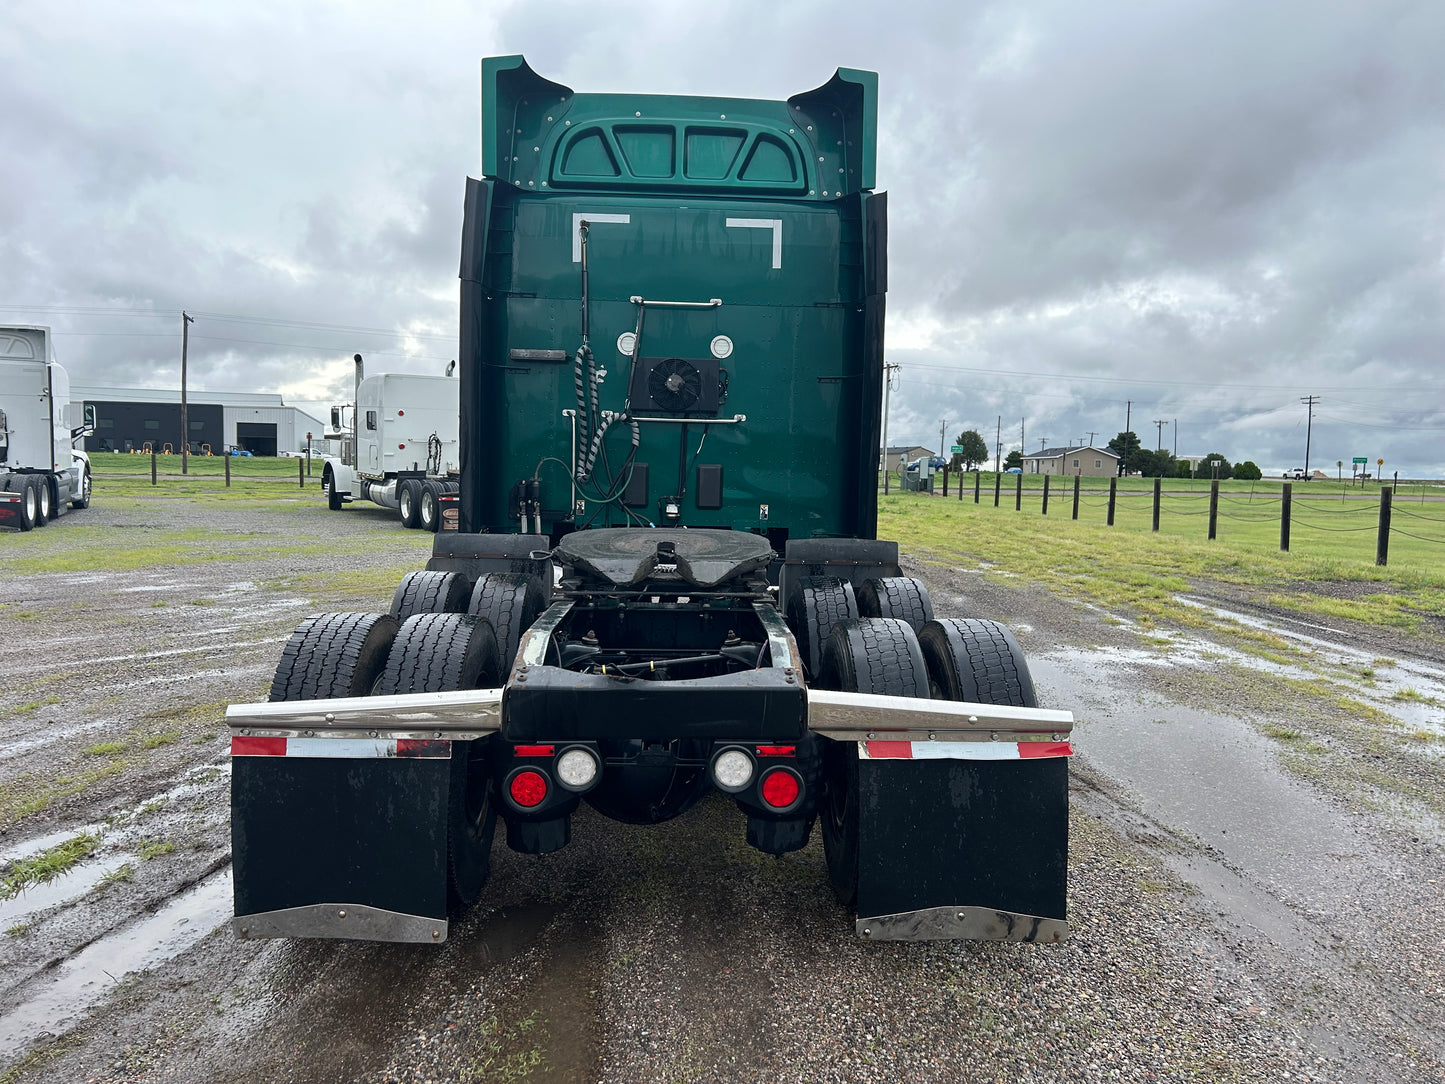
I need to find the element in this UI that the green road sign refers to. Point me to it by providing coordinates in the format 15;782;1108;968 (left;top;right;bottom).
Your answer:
950;445;963;454
1352;457;1367;465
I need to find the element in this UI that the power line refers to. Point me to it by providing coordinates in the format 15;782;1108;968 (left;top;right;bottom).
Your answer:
899;359;1444;394
0;303;455;342
1316;412;1445;431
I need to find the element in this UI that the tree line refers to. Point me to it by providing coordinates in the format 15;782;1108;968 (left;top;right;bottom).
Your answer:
945;429;1262;480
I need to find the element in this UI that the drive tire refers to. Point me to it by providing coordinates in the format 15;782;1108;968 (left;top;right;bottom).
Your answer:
815;617;929;906
267;612;399;702
447;735;498;911
390;570;470;620
467;573;546;672
419;481;441;533
785;577;858;682
857;576;934;631
399;479;421;529
918;618;1037;707
14;479;37;531
817;617;929;698
372;612;503;695
34;478;50;526
369;613;502;913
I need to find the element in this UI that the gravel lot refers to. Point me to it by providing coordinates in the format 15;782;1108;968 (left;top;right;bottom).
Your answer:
0;490;1441;1082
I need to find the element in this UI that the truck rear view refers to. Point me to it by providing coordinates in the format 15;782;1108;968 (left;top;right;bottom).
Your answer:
228;57;1073;945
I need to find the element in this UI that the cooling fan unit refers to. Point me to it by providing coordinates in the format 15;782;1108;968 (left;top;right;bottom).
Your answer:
629;356;721;415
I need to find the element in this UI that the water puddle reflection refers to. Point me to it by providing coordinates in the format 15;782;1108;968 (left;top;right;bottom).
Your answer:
0;869;233;1058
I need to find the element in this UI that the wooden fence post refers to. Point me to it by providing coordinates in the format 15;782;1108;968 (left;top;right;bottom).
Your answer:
151;450;157;486
1015;472;1022;511
942;466;949;497
993;472;1001;508
1280;482;1292;551
298;458;305;488
1072;475;1080;520
1042;474;1050;515
1376;486;1392;566
1107;477;1117;526
225;453;231;488
973;471;980;503
1208;480;1219;540
1152;477;1161;532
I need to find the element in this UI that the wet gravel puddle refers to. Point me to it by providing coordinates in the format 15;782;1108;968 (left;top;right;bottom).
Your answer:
0;871;233;1057
1035;637;1445;1078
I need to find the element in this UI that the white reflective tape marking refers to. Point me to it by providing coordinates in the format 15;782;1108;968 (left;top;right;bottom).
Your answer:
726;218;783;269
911;742;1019;760
573;213;631;261
858;740;1074;761
285;739;396;759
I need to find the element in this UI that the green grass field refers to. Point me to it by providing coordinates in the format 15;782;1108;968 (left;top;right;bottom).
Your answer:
879;484;1445;632
87;450;321;500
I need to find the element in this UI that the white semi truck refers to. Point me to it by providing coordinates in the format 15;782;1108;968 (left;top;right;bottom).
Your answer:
0;326;93;532
320;354;460;531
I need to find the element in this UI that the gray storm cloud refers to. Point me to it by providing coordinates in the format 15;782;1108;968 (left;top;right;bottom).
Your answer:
1;0;1440;474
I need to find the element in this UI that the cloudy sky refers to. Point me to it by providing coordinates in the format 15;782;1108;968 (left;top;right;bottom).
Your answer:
3;0;1442;476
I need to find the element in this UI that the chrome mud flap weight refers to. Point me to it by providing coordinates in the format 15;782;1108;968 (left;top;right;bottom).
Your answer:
233;903;448;944
857;905;1069;943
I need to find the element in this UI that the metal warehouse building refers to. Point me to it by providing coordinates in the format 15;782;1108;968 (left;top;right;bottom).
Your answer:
71;384;327;457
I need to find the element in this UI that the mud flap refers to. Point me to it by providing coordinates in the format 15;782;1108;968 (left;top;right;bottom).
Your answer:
855;753;1068;941
231;752;452;941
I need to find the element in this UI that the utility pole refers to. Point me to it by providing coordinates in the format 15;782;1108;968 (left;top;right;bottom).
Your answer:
1087;431;1095;448
995;415;1002;473
1173;419;1177;458
939;419;947;460
1125;400;1131;439
181;311;194;475
1301;395;1319;477
880;362;899;494
1020;417;1025;462
1039;438;1047;452
1153;419;1165;450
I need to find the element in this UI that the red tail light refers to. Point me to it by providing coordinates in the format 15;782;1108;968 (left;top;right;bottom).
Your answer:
759;768;801;809
508;769;549;807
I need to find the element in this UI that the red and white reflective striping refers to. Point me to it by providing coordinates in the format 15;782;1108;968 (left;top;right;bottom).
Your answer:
861;740;1073;761
230;736;452;759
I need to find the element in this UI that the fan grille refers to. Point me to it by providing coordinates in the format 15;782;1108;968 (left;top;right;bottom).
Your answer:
646;358;702;412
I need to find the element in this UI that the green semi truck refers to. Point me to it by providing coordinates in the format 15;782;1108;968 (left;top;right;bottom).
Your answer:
227;57;1074;944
